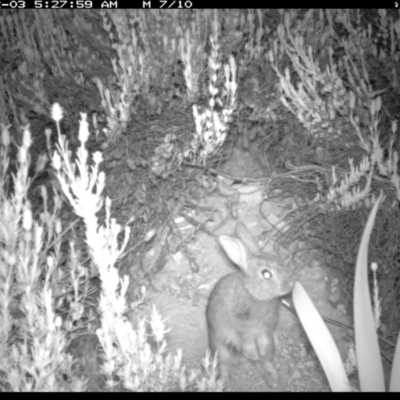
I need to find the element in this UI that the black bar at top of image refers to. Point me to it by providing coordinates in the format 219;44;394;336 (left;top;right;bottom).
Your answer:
5;1;400;10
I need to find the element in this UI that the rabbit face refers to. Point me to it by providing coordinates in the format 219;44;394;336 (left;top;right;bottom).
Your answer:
241;252;293;301
218;232;293;302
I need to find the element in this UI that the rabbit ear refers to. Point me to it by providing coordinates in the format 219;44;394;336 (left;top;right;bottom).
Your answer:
219;235;249;271
234;222;260;255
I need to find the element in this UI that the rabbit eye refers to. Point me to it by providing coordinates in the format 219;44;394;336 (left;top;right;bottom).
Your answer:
261;269;272;280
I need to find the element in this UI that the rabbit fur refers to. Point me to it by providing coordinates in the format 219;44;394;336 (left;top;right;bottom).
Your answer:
206;222;293;389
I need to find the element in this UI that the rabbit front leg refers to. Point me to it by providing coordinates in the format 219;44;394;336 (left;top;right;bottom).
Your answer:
241;339;260;361
254;333;280;388
241;337;280;389
254;357;281;389
241;329;273;360
242;332;279;388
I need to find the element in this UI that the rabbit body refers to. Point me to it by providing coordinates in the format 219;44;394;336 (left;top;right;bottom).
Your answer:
206;222;293;389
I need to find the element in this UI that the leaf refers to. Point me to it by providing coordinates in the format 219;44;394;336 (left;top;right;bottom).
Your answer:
354;192;385;391
292;282;351;392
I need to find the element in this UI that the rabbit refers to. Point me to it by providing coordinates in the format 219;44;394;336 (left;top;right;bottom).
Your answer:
206;222;293;389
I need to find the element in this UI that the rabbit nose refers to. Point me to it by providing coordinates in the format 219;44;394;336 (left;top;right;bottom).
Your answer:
282;279;294;294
